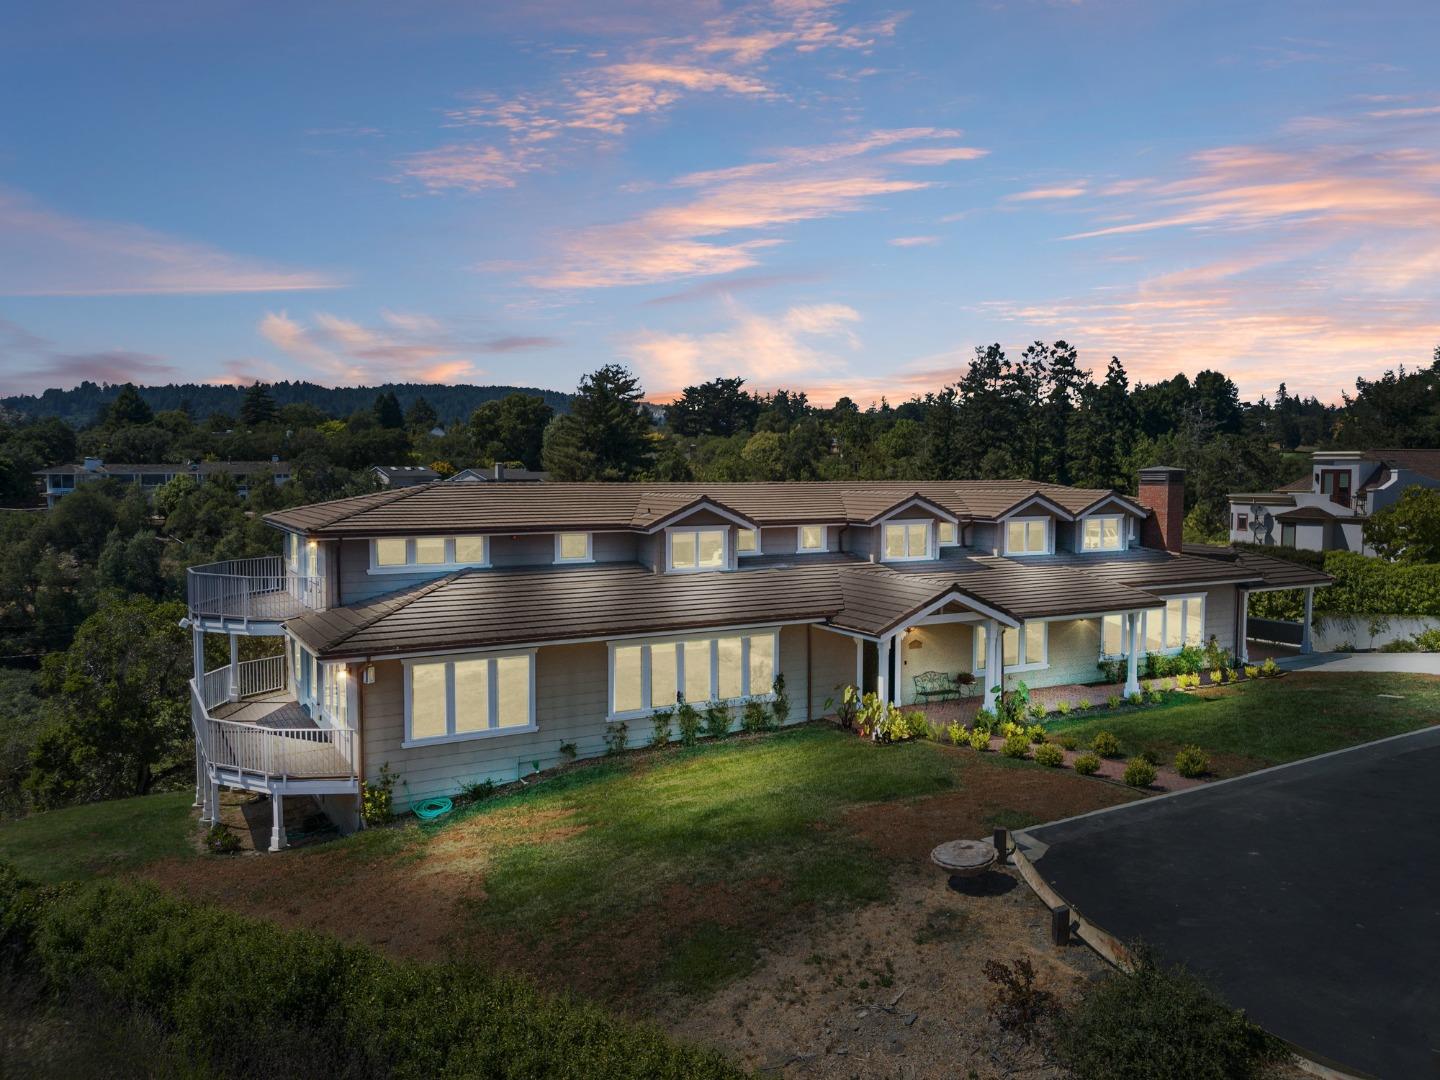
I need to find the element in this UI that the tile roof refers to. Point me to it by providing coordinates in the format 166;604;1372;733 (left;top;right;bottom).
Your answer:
1274;505;1338;521
1364;448;1440;482
1181;544;1332;589
265;479;1147;537
288;547;1253;660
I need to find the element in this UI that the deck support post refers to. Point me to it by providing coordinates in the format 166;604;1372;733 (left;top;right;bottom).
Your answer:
227;633;240;701
1237;590;1250;664
1124;613;1141;697
206;778;219;825
982;619;1003;713
193;744;203;808
269;793;286;852
1300;587;1315;654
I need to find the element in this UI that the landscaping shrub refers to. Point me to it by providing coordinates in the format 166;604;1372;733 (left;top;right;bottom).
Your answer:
1055;948;1288;1080
997;681;1032;729
361;762;395;826
675;701;701;747
1090;731;1121;757
1026;723;1047;745
1096;659;1126;684
1058;732;1078;751
702;703;731;739
460;778;496;802
968;728;991;751
1033;743;1064;767
1106;694;1122;709
1260;658;1278;677
1416;627;1440;652
1054;700;1072;717
204;824;240;855
1073;753;1100;776
1028;702;1047;721
983;956;1060;1045
946;721;965;746
650;706;675;747
741;697;773;734
769;674;791;728
832;685;860;730
1076;698;1092;711
0;869;744;1080
999;720;1025;739
1209;669;1223;685
1126;692;1144;707
1145;689;1163;704
971;708;996;735
870;709;929;745
1137;749;1161;766
1001;733;1030;759
604;720;630;754
1174;745;1210;779
1122;757;1158;787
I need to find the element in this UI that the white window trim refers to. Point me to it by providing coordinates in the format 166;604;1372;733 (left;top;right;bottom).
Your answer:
796;525;828;553
736;527;762;557
1079;514;1126;553
1102;595;1206;659
879;519;935;563
554;531;594;564
937;520;960;547
607;629;780;721
974;622;1049;673
1003;516;1053;556
402;649;538;748
368;536;491;574
665;526;729;573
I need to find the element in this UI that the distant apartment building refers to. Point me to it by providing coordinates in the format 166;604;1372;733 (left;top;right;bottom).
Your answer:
1228;449;1440;554
35;457;291;508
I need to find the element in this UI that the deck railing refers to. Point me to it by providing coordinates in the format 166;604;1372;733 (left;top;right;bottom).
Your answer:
187;555;322;624
190;676;356;783
236;653;287;698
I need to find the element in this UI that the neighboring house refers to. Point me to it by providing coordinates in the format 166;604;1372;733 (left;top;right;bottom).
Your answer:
183;467;1324;850
36;457;291;508
371;465;441;488
448;464;550;483
1228;449;1440;554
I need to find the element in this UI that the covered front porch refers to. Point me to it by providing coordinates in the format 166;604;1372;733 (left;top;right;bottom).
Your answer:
189;653;358;852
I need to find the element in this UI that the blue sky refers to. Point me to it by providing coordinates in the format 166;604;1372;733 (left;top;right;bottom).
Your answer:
2;0;1438;404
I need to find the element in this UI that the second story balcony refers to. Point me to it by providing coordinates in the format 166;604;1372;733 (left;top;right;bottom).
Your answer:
187;555;323;630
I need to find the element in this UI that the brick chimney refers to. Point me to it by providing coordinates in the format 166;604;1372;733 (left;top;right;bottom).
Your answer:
1138;466;1185;552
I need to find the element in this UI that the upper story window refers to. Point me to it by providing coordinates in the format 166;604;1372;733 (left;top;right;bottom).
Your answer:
974;621;1047;672
882;521;932;562
1318;469;1352;507
937;521;959;546
668;527;726;572
736;528;761;556
1004;517;1051;556
797;525;827;553
1080;515;1124;552
555;532;593;563
405;650;536;747
370;535;489;573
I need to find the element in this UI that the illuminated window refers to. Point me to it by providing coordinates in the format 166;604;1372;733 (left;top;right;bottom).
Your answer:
882;521;932;561
668;527;727;571
736;528;760;555
610;631;780;718
555;532;592;563
1004;518;1050;555
405;651;535;745
1081;516;1124;552
974;621;1048;671
798;525;826;552
937;521;958;545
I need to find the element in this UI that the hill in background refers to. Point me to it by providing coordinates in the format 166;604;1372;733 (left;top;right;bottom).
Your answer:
2;380;573;427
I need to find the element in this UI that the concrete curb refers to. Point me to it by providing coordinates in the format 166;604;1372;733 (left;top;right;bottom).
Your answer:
1010;842;1375;1080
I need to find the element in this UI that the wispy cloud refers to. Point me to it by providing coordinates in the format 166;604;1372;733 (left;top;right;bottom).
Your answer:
258;309;560;383
1004;181;1089;201
888;235;938;247
0;315;180;394
643;270;820;305
0;187;342;296
528;128;984;288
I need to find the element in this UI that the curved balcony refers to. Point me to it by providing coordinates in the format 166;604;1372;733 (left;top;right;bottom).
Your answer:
187;555;322;630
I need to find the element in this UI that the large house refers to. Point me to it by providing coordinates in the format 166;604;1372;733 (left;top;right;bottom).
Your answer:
36;457;291;507
1228;449;1440;554
184;467;1325;850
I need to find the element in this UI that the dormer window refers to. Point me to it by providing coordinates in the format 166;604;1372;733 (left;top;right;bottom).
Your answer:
736;528;760;556
937;521;958;546
1005;518;1051;556
668;527;726;572
555;532;593;563
370;536;489;573
1080;515;1124;552
882;521;932;562
797;525;826;553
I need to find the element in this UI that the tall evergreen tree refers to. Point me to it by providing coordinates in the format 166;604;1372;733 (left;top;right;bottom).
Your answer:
405;396;439;431
373;390;404;429
103;384;153;427
541;365;654;481
239;382;278;427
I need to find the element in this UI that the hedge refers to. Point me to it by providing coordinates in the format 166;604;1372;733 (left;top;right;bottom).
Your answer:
1249;550;1440;621
0;863;745;1080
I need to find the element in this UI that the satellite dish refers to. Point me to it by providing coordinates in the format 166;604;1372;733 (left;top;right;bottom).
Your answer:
1249;503;1268;541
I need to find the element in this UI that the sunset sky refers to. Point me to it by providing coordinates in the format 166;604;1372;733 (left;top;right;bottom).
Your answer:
2;0;1438;404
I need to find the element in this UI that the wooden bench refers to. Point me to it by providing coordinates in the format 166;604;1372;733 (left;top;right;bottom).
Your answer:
912;670;969;703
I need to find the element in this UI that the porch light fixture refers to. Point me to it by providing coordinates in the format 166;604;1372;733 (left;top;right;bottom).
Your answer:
362;665;376;685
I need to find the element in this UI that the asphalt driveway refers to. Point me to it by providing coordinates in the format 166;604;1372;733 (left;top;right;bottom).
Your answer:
1017;726;1440;1080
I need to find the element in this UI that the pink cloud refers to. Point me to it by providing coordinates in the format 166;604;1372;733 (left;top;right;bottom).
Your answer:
888;235;938;247
1005;182;1089;201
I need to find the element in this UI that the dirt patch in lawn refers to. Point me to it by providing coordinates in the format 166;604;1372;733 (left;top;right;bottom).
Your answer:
841;755;1139;863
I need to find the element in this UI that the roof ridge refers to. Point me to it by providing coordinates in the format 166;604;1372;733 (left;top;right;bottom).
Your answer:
308;480;443;530
323;568;466;651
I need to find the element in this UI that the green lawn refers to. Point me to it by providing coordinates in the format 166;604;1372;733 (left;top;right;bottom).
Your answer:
1045;671;1440;774
0;789;196;884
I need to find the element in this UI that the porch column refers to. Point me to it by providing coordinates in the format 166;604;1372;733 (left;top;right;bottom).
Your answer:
891;632;905;708
1237;590;1250;664
876;633;894;709
191;626;205;682
227;633;240;701
1301;587;1315;654
1124;613;1141;696
854;637;864;692
269;793;286;852
982;619;1002;713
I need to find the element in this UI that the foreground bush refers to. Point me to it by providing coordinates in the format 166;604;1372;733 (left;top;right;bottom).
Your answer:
1055;950;1288;1079
1174;745;1211;779
0;865;743;1080
1122;757;1158;788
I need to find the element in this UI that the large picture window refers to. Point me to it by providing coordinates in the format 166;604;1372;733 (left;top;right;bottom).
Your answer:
609;630;778;717
1004;518;1051;555
1101;596;1205;659
882;521;932;561
974;621;1047;672
1080;515;1124;552
667;527;727;572
371;536;489;573
404;651;535;746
